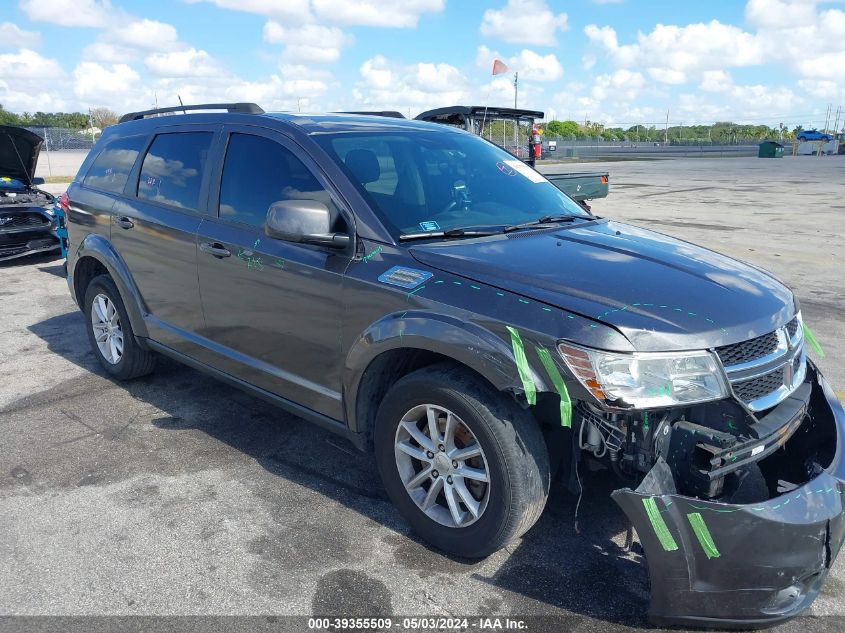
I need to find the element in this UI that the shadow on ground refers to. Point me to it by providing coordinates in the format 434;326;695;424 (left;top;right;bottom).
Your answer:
24;309;652;626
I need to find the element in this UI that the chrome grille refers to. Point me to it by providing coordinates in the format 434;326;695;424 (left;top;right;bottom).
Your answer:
732;368;785;402
716;332;778;366
718;316;805;412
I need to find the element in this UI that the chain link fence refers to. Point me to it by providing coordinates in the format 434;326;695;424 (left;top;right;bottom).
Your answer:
26;127;97;151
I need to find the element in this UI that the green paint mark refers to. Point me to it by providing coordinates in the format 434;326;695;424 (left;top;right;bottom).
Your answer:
273;258;285;269
643;411;650;433
398;311;407;319
470;285;481;290
518;298;530;304
496;292;505;296
542;307;552;312
453;281;462;285
803;323;825;358
506;326;536;406
687;513;720;559
406;285;426;302
434;280;444;284
253;238;261;249
362;245;382;263
535;346;572;428
566;314;575;319
642;497;678;552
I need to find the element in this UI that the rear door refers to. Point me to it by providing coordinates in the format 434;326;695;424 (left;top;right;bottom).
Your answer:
195;126;353;419
109;125;215;354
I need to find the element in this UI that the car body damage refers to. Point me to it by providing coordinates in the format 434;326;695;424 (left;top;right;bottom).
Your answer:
612;362;845;627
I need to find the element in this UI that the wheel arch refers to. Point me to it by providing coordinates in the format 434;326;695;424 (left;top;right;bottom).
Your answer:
344;312;550;450
72;233;149;339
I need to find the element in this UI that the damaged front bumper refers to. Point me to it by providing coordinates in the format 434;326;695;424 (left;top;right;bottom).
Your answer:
612;361;845;628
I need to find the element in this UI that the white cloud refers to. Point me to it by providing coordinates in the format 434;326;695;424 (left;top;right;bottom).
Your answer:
0;23;41;49
188;0;443;27
19;0;112;28
354;55;470;114
476;46;563;81
186;0;312;22
263;21;352;64
110;19;180;51
312;0;444;27
585;20;764;84
700;70;733;92
0;49;64;80
145;48;223;77
591;69;645;102
481;0;568;46
73;62;140;104
745;0;817;29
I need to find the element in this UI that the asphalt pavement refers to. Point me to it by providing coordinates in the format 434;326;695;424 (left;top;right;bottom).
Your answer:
2;155;844;632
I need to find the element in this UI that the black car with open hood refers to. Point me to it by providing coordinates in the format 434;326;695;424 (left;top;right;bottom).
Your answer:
0;125;59;262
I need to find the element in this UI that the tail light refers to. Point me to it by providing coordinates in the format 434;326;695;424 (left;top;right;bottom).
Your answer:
58;192;70;213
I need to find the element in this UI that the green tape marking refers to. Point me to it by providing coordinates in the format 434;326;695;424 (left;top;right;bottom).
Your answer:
803;323;825;358
642;497;678;552
506;326;536;406
535;346;572;428
687;512;721;559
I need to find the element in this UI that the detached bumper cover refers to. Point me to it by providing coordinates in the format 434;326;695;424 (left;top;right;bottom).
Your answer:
613;363;845;627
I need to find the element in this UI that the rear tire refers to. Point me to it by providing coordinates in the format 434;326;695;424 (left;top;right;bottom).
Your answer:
84;274;155;380
374;363;550;558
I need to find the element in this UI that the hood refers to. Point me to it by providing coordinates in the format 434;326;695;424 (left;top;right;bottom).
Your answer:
410;219;796;351
0;126;43;186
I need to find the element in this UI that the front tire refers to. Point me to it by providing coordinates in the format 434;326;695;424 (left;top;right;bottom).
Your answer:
374;364;550;558
84;274;155;380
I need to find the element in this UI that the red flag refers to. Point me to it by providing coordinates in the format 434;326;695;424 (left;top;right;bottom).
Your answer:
491;59;509;75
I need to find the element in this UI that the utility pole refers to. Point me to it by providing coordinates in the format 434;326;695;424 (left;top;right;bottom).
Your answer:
664;109;669;144
513;71;518;109
823;103;831;133
833;106;841;136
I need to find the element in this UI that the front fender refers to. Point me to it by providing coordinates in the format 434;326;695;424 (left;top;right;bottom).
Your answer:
73;233;149;338
343;310;551;432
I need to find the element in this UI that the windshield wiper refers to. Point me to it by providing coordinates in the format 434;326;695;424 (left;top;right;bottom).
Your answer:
399;226;504;241
503;214;594;233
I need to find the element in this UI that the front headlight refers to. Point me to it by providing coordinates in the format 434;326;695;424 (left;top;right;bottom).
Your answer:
558;343;728;409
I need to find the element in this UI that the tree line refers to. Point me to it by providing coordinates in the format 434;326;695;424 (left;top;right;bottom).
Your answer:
0;104;119;130
542;119;826;143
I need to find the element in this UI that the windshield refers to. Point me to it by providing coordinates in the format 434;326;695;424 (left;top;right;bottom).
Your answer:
314;129;588;238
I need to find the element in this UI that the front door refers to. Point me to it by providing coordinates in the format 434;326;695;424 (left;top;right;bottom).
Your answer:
195;127;352;420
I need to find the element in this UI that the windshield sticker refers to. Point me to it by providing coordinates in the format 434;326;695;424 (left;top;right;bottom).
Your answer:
503;160;546;183
496;161;516;176
419;220;440;232
378;266;433;289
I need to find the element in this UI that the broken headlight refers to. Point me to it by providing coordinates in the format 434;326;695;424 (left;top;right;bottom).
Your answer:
558;343;728;409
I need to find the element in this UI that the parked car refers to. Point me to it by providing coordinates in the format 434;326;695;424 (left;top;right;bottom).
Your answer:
64;103;845;628
796;129;832;142
0;126;59;262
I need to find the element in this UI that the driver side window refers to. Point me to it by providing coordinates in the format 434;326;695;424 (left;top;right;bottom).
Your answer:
219;133;341;230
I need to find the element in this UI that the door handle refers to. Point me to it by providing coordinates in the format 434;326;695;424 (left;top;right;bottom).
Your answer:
199;241;231;258
114;216;134;230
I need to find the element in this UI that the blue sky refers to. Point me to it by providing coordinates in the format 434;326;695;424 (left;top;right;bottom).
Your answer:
1;0;843;129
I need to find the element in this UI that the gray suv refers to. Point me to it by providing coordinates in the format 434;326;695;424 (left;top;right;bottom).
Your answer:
64;103;845;627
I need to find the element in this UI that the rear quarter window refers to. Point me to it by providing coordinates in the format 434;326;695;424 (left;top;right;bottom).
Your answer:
82;135;147;194
137;132;213;211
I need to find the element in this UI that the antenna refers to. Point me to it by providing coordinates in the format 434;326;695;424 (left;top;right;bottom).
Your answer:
178;95;186;114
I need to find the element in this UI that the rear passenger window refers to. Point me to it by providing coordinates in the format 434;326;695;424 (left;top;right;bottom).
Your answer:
137;132;212;211
218;133;336;228
83;135;146;194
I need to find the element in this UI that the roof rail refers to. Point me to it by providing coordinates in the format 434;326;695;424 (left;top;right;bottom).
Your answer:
338;111;406;119
118;102;264;124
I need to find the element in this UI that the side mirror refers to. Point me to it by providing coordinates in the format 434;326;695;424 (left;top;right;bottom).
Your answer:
265;200;350;249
